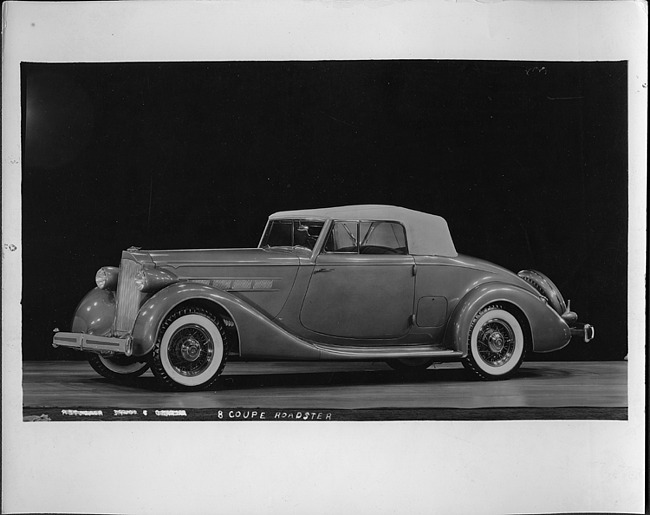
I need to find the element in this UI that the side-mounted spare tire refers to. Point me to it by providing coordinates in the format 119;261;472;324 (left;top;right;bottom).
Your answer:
517;269;567;315
150;306;229;391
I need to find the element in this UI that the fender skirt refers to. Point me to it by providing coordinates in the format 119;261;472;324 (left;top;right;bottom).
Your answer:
130;282;322;360
444;282;572;355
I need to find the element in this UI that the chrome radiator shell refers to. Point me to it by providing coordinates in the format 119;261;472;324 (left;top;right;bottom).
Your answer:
114;257;143;335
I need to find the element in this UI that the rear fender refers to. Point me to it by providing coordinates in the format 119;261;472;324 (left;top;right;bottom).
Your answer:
131;282;321;359
445;282;571;355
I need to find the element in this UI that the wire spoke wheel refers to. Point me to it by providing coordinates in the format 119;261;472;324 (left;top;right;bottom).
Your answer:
151;307;228;390
463;305;526;380
167;324;214;377
476;320;516;367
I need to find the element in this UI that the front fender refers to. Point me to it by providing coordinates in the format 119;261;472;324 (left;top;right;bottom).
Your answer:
444;282;571;355
70;288;116;336
130;282;322;360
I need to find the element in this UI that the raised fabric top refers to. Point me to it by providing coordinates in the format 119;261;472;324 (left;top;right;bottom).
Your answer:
269;205;457;257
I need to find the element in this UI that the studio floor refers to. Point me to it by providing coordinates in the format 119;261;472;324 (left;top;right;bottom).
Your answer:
22;360;627;421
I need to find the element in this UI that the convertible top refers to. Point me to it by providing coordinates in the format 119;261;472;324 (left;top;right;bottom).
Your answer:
269;205;458;257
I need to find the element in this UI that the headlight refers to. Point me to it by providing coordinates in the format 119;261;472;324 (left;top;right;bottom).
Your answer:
95;266;119;290
134;268;177;293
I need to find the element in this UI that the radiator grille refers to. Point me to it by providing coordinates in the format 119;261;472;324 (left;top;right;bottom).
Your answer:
114;258;141;335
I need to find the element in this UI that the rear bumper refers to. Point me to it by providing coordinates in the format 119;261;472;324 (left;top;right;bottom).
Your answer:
570;323;595;343
52;332;133;356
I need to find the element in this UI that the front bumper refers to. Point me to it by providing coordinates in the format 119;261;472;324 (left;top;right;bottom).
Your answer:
52;332;133;356
569;323;595;343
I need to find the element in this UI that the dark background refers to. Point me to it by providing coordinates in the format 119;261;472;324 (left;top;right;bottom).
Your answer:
21;60;627;361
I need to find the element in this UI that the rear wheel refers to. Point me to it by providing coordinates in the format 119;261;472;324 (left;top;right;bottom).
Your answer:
151;306;228;390
387;357;436;372
88;353;149;381
462;305;526;380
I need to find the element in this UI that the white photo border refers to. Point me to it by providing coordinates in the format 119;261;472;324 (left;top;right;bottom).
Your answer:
2;2;647;514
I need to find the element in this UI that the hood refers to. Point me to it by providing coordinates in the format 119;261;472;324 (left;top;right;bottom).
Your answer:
134;247;301;269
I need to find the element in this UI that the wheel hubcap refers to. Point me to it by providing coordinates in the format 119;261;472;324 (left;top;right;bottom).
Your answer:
477;319;516;367
180;337;202;362
487;330;505;352
168;324;214;377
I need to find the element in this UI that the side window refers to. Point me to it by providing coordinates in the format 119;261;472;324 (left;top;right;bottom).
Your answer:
323;221;408;254
293;220;324;250
324;221;359;253
359;221;408;255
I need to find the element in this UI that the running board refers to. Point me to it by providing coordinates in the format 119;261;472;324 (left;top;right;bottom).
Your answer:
311;343;464;361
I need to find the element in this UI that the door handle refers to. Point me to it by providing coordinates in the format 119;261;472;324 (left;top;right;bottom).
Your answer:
314;268;334;274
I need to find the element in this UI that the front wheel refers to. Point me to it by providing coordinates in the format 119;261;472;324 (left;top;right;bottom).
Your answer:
462;305;526;380
150;306;228;390
88;353;149;381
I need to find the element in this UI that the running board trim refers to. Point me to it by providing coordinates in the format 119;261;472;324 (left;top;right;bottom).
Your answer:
311;343;464;360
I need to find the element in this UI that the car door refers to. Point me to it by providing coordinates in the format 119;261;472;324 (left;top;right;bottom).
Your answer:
300;220;415;339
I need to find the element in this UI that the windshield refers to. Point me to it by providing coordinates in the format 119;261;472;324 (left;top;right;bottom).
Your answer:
260;219;325;250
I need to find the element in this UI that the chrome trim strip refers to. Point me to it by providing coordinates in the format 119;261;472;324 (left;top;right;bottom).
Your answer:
85;339;120;347
54;336;77;343
186;277;281;292
166;262;298;268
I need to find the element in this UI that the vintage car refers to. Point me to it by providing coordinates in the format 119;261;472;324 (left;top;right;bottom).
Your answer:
53;205;594;390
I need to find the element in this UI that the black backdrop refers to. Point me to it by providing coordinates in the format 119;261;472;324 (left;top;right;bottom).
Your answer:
20;60;627;361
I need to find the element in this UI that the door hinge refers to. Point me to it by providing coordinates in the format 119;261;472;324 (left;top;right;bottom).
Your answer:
412;264;417;276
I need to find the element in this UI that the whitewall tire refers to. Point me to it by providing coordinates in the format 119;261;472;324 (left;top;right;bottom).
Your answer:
463;305;526;380
151;307;228;390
